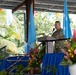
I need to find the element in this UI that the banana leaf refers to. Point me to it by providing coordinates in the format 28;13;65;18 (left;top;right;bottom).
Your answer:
0;26;20;40
0;38;18;53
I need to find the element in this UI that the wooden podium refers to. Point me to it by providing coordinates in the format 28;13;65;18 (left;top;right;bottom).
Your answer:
38;36;56;53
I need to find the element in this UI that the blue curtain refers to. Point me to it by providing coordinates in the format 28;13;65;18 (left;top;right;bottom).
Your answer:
41;53;64;75
56;65;70;75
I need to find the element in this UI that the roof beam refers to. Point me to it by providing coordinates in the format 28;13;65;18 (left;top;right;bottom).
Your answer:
56;0;76;2
12;0;26;13
35;2;76;8
34;8;76;14
0;1;20;5
35;4;76;11
0;5;14;9
35;0;76;6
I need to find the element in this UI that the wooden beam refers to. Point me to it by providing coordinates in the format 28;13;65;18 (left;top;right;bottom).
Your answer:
32;0;34;14
12;0;26;13
25;0;31;42
24;0;34;42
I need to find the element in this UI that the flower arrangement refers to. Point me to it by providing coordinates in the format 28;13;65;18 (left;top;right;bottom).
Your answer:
61;29;76;65
24;44;45;74
29;44;45;68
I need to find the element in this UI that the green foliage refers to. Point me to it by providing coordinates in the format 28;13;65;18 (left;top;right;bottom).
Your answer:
0;37;18;53
0;9;24;54
71;41;76;49
70;15;76;30
36;45;45;60
30;45;45;68
9;64;24;75
13;10;24;26
24;45;45;72
0;71;6;75
60;59;72;66
34;12;54;36
43;65;56;75
0;26;19;39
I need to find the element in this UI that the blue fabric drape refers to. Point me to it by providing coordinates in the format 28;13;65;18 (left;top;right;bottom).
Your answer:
0;60;6;71
0;56;29;71
41;53;64;75
56;65;70;75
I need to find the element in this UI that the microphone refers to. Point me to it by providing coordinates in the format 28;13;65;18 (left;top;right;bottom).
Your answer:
52;28;56;35
53;28;55;32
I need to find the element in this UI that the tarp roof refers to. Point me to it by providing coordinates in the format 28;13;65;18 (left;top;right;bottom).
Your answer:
0;0;76;14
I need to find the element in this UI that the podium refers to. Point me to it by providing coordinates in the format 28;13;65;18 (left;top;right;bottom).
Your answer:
38;36;56;53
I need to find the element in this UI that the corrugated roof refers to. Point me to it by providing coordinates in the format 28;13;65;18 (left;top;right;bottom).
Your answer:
35;0;76;14
0;0;76;14
0;0;25;9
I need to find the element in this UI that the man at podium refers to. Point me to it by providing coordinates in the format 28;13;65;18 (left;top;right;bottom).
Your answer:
52;21;64;53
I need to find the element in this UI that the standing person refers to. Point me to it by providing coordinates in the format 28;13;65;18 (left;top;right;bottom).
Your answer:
52;21;64;53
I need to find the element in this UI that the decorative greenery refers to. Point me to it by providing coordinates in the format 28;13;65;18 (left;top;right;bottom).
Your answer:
34;12;54;37
61;29;76;65
25;44;45;72
8;44;45;74
0;71;7;75
43;65;56;75
29;45;45;68
0;9;24;54
8;64;24;75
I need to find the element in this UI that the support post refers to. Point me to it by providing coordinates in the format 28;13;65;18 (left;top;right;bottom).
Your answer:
24;0;34;42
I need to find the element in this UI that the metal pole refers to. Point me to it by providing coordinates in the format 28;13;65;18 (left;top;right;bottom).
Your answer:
24;12;26;42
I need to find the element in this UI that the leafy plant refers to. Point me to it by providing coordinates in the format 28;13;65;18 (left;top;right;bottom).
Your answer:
0;9;24;54
24;44;45;74
0;71;7;75
43;65;56;75
61;29;76;65
29;45;45;68
8;64;24;75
